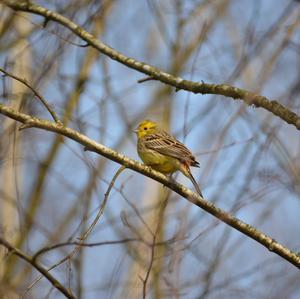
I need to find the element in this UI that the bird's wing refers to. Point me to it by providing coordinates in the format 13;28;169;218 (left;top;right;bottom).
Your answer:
144;130;199;166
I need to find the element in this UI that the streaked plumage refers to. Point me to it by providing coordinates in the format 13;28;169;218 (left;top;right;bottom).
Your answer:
134;120;203;197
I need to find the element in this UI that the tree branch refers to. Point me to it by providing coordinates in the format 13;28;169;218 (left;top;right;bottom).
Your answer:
0;236;76;299
3;0;300;131
0;67;60;123
0;102;299;269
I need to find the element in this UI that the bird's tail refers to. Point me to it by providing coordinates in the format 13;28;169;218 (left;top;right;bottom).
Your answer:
187;168;203;198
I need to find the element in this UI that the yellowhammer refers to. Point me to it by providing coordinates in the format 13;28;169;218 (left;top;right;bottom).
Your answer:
134;120;203;197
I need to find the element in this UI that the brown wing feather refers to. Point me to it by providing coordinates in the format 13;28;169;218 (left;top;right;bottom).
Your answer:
143;130;199;167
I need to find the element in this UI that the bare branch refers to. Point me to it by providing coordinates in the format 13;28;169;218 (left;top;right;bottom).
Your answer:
78;165;126;241
0;67;60;123
25;166;126;294
0;102;299;269
0;236;76;299
3;0;300;130
142;196;169;299
33;238;141;260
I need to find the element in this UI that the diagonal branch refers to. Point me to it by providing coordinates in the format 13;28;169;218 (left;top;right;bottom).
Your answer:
0;67;60;123
0;236;76;299
3;0;300;131
0;102;299;270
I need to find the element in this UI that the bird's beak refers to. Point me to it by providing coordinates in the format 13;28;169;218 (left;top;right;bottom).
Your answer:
132;128;138;134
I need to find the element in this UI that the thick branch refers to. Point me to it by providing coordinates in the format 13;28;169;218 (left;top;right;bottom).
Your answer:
3;0;300;131
0;103;299;269
0;236;76;299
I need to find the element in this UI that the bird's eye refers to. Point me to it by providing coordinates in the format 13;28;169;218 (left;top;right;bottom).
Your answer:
144;127;147;130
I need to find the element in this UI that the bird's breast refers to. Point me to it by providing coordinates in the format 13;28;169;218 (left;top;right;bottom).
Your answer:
137;141;180;174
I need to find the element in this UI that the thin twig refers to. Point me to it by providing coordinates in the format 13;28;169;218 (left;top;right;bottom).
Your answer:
142;195;169;298
137;77;155;83
24;165;126;295
0;67;60;123
33;238;141;260
79;165;126;240
120;191;154;237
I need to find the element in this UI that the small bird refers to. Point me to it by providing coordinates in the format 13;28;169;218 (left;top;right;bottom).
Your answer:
134;120;203;197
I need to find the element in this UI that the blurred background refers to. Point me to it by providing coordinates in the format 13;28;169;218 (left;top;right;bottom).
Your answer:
1;0;300;298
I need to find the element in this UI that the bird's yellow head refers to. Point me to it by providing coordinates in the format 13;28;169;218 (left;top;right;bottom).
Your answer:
134;120;158;138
